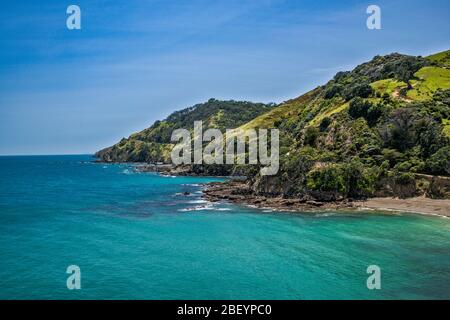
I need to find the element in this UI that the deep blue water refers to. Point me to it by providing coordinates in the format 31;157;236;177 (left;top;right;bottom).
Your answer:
0;155;449;299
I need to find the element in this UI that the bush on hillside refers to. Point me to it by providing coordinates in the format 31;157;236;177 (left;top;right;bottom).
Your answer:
304;127;320;147
307;165;347;194
426;146;450;176
324;85;342;99
349;97;372;119
343;83;374;101
319;117;331;132
306;159;378;198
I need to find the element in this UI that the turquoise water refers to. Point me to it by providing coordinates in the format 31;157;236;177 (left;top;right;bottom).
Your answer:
0;155;449;300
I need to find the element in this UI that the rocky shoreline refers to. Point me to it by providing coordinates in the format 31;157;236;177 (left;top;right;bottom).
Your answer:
95;161;450;217
202;180;357;212
202;180;450;217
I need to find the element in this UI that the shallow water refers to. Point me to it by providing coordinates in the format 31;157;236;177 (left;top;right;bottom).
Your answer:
0;155;449;299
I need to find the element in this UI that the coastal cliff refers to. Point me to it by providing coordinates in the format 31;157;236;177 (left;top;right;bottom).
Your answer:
97;50;450;202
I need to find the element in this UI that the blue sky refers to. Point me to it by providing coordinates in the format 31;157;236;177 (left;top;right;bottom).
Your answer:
0;0;449;155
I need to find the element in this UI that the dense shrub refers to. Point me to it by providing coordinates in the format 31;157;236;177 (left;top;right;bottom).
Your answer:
342;159;378;198
304;127;320;147
415;117;447;158
381;108;417;151
426;146;450;176
349;97;372;119
343;83;374;101
351;53;429;83
278;150;315;196
395;172;415;185
348;98;384;127
319;117;331;132
379;106;447;157
306;159;378;198
307;165;347;194
333;71;351;82
394;158;426;173
382;149;404;166
324;85;342;99
366;103;384;126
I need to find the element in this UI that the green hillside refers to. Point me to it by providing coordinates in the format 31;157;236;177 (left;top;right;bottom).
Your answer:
95;99;275;162
97;49;450;199
241;51;450;199
426;49;450;67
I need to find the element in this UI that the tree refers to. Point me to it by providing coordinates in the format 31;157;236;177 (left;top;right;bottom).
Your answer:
324;85;342;99
319;117;331;132
342;159;377;198
385;108;417;151
366;103;384;126
426;147;450;176
415;116;446;158
349;97;372;119
343;83;374;101
304;127;320;147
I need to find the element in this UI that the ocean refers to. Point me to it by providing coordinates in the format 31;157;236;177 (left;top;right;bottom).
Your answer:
0;155;449;299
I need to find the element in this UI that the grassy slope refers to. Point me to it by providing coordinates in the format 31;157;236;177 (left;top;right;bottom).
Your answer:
239;50;450;138
240;87;321;130
98;50;450;169
426;49;450;67
371;79;407;95
407;67;450;100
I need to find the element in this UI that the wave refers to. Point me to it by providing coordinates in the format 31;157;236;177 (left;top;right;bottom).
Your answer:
178;204;232;212
188;199;209;204
182;183;202;187
178;205;213;212
314;212;338;217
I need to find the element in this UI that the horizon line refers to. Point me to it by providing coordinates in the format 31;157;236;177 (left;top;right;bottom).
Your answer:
0;153;95;157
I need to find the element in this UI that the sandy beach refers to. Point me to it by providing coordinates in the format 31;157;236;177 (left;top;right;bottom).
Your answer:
203;181;450;218
355;197;450;217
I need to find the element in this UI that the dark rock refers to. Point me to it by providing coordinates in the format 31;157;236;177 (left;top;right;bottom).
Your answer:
306;200;324;207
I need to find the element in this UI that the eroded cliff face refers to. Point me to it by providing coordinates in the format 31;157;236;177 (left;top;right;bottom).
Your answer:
249;171;450;201
374;174;450;199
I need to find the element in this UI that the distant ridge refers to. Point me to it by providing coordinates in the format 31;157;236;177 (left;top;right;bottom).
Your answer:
96;99;275;163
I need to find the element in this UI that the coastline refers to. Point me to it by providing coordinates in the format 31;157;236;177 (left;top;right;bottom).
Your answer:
96;161;450;218
3;155;450;299
202;180;450;218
